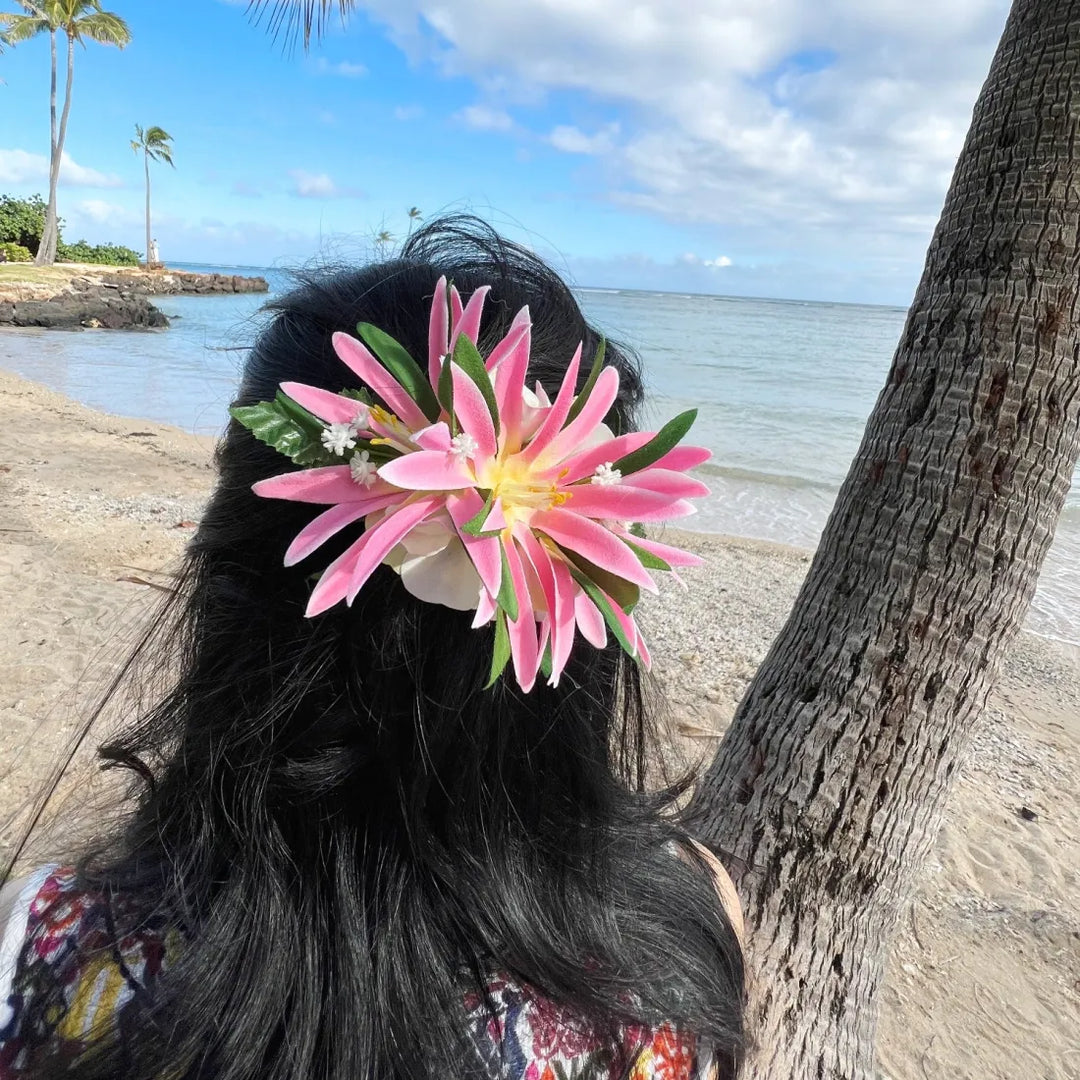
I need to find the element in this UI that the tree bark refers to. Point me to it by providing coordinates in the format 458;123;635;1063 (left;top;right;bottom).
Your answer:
34;29;60;266
690;2;1080;1077
145;151;152;266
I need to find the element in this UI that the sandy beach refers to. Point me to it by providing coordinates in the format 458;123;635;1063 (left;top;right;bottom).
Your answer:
0;368;1076;1078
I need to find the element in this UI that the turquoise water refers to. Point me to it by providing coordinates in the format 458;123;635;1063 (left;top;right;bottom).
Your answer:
1;263;1077;644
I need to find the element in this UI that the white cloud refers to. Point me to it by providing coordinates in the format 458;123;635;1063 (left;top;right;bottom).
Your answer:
288;169;364;199
315;58;367;77
705;255;733;268
457;104;514;131
353;0;1011;279
0;148;123;188
74;199;134;225
547;123;619;155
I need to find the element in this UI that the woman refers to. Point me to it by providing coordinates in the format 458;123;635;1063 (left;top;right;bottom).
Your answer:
0;218;745;1079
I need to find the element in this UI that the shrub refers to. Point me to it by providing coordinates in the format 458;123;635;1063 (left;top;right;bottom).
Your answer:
0;241;33;262
0;194;50;255
56;239;142;266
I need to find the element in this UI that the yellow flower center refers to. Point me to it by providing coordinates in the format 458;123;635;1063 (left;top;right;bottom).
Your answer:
476;456;569;525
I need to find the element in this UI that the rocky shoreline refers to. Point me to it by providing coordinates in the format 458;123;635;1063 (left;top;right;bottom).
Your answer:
0;266;269;331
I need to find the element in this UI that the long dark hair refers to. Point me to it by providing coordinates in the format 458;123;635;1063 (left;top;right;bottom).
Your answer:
13;218;744;1079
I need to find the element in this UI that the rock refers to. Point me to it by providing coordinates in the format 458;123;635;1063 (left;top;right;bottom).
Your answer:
3;293;168;330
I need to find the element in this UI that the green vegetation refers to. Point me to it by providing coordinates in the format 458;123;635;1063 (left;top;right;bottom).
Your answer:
0;193;49;254
0;1;131;265
0;193;140;265
0;241;33;262
56;239;140;265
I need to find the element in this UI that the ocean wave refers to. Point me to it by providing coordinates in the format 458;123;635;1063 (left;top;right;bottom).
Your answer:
695;462;838;493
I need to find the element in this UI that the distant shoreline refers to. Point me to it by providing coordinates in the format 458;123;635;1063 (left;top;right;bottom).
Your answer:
0;263;269;331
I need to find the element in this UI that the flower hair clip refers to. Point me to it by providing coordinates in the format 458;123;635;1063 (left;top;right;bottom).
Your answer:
230;279;710;691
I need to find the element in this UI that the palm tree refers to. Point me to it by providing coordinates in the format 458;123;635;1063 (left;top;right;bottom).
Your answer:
131;124;174;267
243;0;356;48
0;1;130;265
373;228;393;258
406;206;422;237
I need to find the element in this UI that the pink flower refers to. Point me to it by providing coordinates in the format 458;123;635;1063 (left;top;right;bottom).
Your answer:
244;278;710;692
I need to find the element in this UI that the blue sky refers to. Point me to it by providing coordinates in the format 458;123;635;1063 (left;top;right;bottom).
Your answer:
1;0;1010;304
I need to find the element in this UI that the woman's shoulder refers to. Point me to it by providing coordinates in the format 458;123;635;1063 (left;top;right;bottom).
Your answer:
0;866;171;1072
465;974;702;1080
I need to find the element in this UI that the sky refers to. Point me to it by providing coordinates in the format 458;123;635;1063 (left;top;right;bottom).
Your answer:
0;0;1011;305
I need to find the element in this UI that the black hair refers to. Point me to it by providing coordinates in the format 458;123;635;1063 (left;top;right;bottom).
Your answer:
10;217;744;1079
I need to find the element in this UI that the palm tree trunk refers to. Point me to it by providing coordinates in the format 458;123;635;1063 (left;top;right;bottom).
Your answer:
689;2;1080;1077
145;151;152;266
34;30;60;266
37;31;76;265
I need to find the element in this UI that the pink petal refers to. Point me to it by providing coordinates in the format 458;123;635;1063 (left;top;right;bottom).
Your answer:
530;367;620;470
612;530;704;568
449;285;464;332
481;497;507;533
452;365;497;459
520;343;582;464
484;310;531;372
413;421;453;452
452;285;490;347
428;276;450;387
493;323;532;451
377;450;474;491
446;491;503;596
634;622;652;670
502;537;541;692
305;531;369;616
555;432;651;484
531;509;658;593
280;382;367;426
342;495;443;605
617;468;709;499
651;444;712;473
285;499;393;566
254;466;395;504
472;587;497;628
332;332;429;431
562;485;696;522
599;586;640;659
548;556;577;684
515;525;557;619
574;590;607;649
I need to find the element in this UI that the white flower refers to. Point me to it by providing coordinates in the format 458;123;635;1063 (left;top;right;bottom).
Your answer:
322;422;359;457
349;449;377;487
352;402;371;429
450;432;479;459
591;462;622;486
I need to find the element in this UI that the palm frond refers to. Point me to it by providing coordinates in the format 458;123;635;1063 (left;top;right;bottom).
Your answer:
0;14;52;41
243;0;357;50
69;9;130;47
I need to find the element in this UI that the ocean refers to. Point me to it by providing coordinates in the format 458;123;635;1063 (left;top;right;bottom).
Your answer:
2;262;1077;645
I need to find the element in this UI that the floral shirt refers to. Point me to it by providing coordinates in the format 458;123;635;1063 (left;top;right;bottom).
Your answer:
0;870;703;1080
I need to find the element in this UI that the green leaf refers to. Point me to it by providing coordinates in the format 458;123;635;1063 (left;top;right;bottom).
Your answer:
610;409;697;478
485;609;512;688
452;334;500;437
557;544;640;614
461;491;494;537
497;544;519;622
566;566;636;657
564;337;606;426
623;539;671;572
356;322;441;421
539;641;553;681
341;387;373;405
230;397;334;467
628;521;647;539
438;351;456;435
